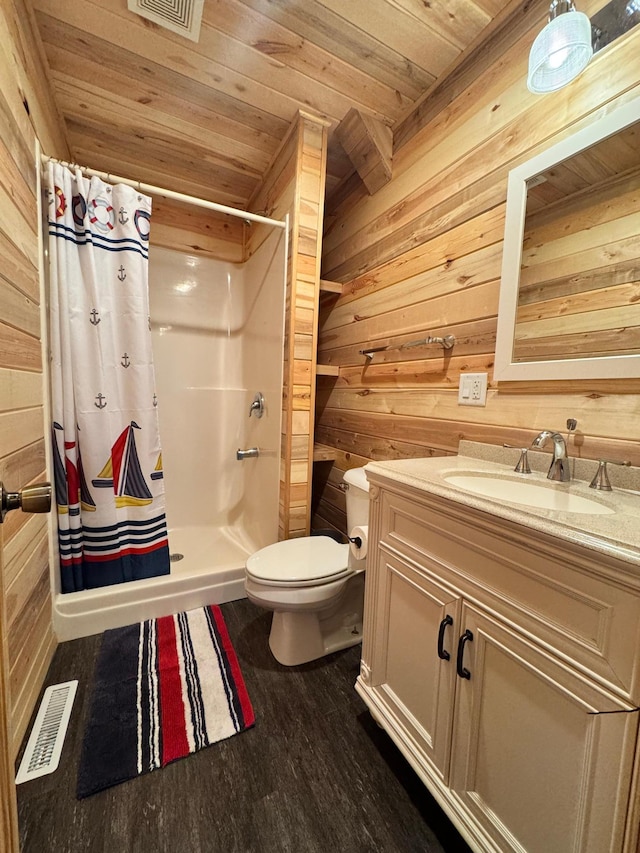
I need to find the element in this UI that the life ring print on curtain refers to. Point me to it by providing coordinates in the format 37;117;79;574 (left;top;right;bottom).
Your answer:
89;197;115;233
134;209;151;241
72;194;87;226
54;186;66;218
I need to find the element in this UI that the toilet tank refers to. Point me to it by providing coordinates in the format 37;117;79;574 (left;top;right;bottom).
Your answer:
343;466;370;530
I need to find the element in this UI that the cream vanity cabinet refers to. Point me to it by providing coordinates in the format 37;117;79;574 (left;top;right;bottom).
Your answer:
356;471;640;853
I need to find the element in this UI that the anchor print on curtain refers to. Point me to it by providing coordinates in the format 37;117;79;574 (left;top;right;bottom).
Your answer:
47;161;170;592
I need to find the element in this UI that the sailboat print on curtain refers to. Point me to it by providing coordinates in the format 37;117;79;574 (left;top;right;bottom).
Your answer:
52;422;97;515
47;161;170;593
92;422;153;507
52;421;68;514
150;453;163;481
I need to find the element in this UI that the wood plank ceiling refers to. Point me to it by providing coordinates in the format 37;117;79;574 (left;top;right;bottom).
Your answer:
31;0;506;211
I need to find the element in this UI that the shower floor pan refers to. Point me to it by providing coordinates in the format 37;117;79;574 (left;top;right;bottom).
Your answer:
53;525;254;641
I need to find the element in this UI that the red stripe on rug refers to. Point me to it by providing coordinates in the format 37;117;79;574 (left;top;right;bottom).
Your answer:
210;605;255;727
77;605;254;798
156;614;190;765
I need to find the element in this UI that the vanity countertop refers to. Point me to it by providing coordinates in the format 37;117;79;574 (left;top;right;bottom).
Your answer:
365;445;640;569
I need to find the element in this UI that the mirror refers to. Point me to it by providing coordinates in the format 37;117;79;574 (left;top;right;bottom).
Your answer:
494;96;640;381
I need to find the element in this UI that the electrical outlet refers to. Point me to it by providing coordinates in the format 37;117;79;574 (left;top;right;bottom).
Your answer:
458;372;488;406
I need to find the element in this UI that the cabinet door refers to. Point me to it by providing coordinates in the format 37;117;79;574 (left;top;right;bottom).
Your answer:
450;603;639;853
368;551;461;782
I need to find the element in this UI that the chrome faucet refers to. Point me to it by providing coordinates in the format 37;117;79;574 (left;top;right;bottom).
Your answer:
531;430;570;482
236;447;259;460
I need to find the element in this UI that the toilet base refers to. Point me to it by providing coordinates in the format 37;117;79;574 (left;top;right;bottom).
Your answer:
267;573;365;666
269;609;362;666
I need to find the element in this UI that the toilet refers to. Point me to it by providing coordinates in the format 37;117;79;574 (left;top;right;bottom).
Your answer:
244;466;370;666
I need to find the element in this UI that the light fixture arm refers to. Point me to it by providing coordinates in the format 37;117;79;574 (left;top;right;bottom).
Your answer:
549;0;575;20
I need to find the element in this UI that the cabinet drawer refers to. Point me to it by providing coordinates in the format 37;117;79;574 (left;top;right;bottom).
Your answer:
376;486;640;701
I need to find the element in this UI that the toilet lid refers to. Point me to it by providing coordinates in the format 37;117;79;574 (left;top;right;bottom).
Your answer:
246;536;350;585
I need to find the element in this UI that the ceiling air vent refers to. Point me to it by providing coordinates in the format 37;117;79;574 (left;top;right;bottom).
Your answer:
526;174;548;188
127;0;205;42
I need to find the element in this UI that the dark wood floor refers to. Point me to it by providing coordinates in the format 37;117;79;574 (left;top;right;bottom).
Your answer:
16;598;473;853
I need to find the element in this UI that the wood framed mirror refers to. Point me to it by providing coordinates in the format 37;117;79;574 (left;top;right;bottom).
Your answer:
494;96;640;381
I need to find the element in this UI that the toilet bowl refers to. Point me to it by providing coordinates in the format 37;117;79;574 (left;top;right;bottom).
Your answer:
244;466;370;666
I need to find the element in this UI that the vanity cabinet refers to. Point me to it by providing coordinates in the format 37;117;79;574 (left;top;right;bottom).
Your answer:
357;473;640;853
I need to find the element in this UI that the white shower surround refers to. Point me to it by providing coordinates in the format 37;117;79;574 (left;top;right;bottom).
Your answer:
52;233;286;640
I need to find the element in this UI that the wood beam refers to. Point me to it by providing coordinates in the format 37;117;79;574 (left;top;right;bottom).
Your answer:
336;108;393;195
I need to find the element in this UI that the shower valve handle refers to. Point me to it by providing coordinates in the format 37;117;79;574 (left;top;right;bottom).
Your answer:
249;392;265;418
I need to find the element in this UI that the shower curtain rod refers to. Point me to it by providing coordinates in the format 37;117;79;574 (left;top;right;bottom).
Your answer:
41;154;287;229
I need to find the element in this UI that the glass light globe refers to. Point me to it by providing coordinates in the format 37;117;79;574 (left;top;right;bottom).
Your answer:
527;10;593;94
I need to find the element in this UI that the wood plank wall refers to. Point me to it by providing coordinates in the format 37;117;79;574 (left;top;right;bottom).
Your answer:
150;197;244;263
0;0;69;845
0;0;68;750
314;2;640;535
248;111;329;539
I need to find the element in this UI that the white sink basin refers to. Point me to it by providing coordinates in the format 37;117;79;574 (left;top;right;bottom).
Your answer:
443;474;615;515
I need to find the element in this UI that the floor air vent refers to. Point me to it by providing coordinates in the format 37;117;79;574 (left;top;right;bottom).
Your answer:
16;680;78;784
127;0;205;42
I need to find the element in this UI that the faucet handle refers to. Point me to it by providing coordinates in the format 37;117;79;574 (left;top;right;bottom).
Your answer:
503;444;532;474
589;459;631;491
249;391;265;418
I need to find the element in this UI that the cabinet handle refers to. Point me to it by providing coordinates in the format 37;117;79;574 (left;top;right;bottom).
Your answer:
456;629;473;679
437;615;453;660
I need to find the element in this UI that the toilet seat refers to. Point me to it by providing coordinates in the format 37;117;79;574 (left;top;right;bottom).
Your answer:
246;536;350;587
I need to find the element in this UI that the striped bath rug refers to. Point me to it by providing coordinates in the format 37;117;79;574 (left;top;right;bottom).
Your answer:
77;604;254;798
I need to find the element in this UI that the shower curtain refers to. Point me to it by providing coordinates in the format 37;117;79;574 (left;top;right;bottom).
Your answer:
47;162;170;592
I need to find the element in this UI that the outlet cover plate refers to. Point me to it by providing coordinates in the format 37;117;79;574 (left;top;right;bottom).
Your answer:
458;373;488;406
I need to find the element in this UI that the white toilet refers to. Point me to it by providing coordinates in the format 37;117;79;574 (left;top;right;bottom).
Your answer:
244;466;370;666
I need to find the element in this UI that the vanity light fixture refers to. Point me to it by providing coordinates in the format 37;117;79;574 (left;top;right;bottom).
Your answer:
527;0;593;94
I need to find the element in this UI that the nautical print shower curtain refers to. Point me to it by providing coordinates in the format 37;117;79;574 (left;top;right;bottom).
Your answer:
47;161;170;592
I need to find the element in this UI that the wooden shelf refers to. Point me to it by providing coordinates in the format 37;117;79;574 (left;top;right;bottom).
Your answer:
319;279;344;308
315;363;339;377
313;443;338;462
314;281;340;466
319;279;343;295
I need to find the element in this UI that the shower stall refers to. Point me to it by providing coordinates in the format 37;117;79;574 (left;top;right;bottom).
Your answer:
52;220;287;639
